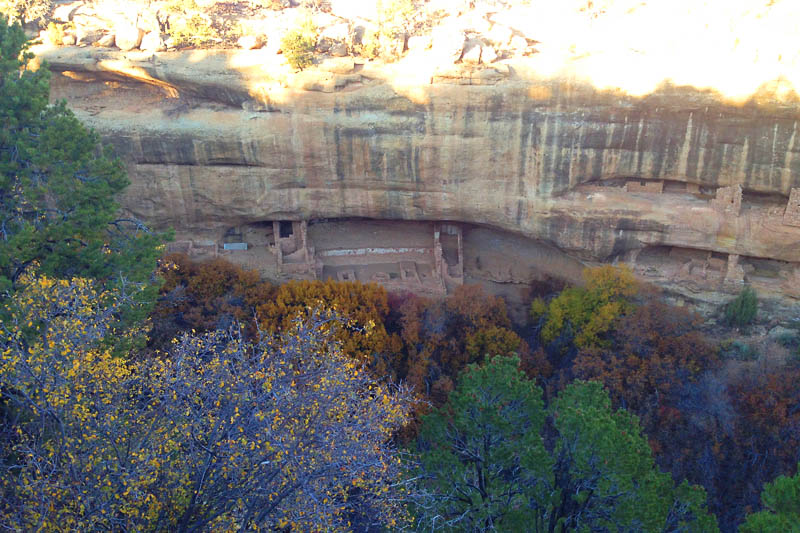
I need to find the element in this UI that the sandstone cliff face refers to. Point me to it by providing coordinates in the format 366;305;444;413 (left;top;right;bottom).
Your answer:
40;47;800;317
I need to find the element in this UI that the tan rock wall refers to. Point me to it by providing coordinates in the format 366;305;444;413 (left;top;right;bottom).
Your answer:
40;48;800;308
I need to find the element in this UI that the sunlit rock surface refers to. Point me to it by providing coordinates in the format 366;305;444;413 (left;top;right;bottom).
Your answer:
39;45;800;319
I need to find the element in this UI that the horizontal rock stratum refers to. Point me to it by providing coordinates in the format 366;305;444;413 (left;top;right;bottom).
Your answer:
38;45;800;318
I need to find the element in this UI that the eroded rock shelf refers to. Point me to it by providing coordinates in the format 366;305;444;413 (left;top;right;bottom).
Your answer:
39;46;800;320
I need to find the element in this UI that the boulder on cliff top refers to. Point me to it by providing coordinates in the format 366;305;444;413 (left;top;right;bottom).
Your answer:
237;35;264;50
136;9;160;35
94;33;116;48
75;27;103;46
482;45;498;63
329;42;348;56
485;23;513;47
52;1;83;23
461;38;483;64
320;22;350;43
140;31;165;52
316;38;332;53
431;25;465;63
115;26;144;51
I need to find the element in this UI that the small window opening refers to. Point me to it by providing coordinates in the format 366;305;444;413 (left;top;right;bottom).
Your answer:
279;221;294;238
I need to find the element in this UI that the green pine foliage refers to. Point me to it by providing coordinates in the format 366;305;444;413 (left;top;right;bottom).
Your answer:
409;356;719;532
740;465;800;532
724;286;758;327
0;16;166;348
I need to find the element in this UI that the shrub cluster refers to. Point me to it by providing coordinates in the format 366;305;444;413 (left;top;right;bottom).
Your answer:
162;0;224;47
724;285;758;327
281;13;317;69
0;0;51;25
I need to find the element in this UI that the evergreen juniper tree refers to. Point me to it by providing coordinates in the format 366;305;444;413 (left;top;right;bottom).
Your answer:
740;465;800;533
0;15;165;338
408;356;719;532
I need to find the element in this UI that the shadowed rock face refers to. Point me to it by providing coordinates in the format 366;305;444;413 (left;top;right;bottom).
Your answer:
41;47;800;316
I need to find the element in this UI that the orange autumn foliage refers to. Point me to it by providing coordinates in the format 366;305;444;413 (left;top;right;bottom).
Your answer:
149;254;274;348
731;366;800;470
256;279;403;377
573;301;719;414
149;259;534;413
394;285;530;404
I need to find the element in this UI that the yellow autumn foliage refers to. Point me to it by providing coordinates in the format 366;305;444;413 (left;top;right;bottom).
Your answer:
538;265;639;351
0;272;412;531
256;279;403;377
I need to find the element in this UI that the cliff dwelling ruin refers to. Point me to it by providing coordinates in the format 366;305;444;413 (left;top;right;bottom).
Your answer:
160;173;800;318
169;219;465;296
37;30;800;320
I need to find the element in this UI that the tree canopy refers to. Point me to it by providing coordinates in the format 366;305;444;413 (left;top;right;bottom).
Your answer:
534;264;638;352
740;465;800;533
409;356;719;532
0;272;413;531
0;16;163;294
